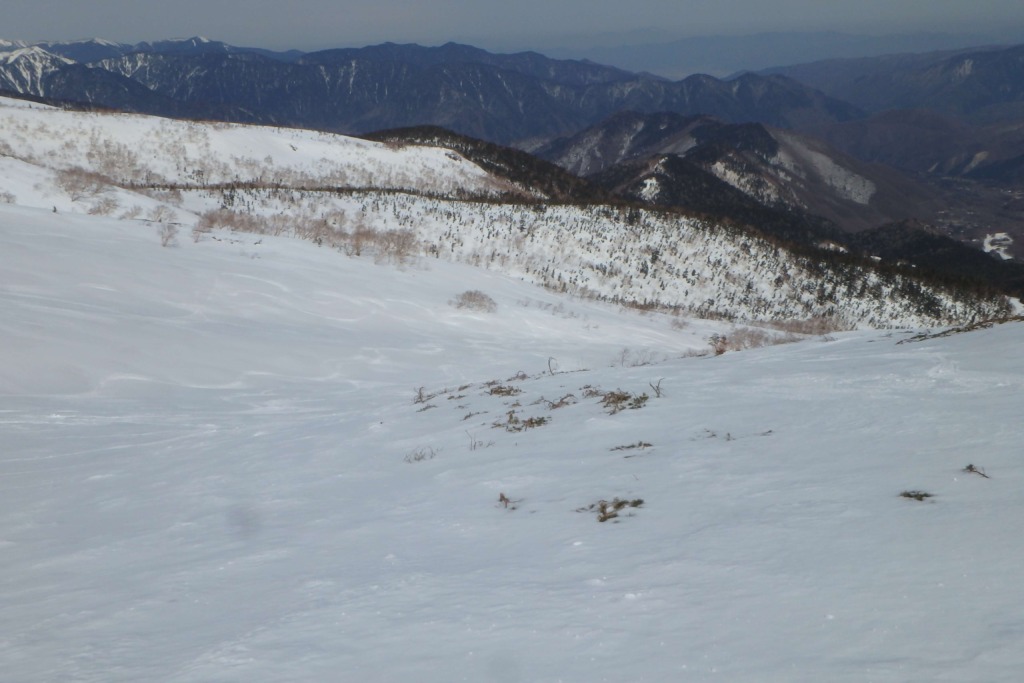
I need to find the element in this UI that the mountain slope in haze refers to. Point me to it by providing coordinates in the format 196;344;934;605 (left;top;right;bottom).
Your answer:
0;39;864;145
551;30;1020;80
764;44;1024;186
765;43;1024;124
536;111;941;233
95;46;863;143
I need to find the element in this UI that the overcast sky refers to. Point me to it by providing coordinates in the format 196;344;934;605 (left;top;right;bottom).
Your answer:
6;0;1024;52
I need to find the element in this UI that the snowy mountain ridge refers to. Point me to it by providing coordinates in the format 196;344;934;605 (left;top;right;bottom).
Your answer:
0;47;74;94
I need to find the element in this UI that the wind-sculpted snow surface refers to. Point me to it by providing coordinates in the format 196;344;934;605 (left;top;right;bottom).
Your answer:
2;203;1024;682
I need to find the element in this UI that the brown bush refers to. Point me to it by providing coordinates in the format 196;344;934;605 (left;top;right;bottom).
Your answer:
452;290;497;312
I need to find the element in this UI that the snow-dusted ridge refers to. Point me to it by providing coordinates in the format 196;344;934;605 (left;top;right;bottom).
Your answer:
0;48;74;94
0;95;1011;327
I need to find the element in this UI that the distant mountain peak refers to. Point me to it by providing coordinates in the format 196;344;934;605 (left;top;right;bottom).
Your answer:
0;46;73;67
0;39;31;52
47;38;124;48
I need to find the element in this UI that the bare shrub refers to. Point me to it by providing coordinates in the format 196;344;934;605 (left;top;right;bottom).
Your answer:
576;497;644;522
375;228;418;265
768;316;851;336
963;464;990;478
709;334;729;356
87;196;119;216
119;205;143;220
610;441;653;451
0;191;15;203
343;222;378;257
294;216;338;245
196;209;267;235
466;431;495;451
601;390;648;414
707;327;803;355
413;386;437;404
192;223;211;242
452;290;497;313
542;393;577;409
159;223;179;247
726;327;799;351
491;409;549;432
139;187;183;206
86;137;141;183
56;167;110;201
648;379;664;398
148;205;174;224
404;446;438;463
617;347;659;367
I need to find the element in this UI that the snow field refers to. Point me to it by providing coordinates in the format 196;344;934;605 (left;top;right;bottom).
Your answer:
2;203;1024;681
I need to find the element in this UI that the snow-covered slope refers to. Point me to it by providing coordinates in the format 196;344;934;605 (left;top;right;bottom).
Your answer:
2;201;1024;682
0;96;1008;328
0;96;512;197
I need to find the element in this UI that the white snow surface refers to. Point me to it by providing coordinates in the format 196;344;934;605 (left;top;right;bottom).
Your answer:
639;176;660;201
984;232;1014;261
2;201;1024;682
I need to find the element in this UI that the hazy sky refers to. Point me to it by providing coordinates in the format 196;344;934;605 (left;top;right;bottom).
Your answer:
6;0;1024;52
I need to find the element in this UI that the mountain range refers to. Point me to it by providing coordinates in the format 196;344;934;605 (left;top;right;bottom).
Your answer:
0;37;862;144
5;36;1024;683
2;36;1024;280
